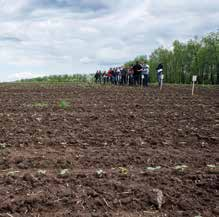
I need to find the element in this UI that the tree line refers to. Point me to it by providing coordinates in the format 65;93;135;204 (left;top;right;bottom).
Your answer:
18;74;93;83
125;32;219;85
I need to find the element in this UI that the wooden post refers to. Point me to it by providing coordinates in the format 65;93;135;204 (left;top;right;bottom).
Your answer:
192;75;197;96
160;74;164;90
142;74;144;87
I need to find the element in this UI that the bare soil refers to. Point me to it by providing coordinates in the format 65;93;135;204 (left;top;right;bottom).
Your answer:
0;83;218;217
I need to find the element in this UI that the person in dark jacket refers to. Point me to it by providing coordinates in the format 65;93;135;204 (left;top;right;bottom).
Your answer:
121;67;128;85
133;61;142;85
95;70;99;83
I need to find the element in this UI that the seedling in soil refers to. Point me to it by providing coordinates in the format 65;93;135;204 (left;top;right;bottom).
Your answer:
33;102;48;108
0;143;7;150
37;169;47;176
96;169;105;178
59;169;69;177
207;164;219;174
59;100;70;109
119;167;128;175
7;171;20;176
174;165;188;171
146;166;161;171
207;164;216;168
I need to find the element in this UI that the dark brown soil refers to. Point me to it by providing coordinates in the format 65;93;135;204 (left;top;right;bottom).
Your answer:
0;83;218;217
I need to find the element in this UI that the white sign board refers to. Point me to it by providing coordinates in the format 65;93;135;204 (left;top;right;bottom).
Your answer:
161;74;164;80
192;75;197;82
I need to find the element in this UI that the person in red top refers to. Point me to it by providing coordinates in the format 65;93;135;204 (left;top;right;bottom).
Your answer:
128;66;134;85
107;68;113;83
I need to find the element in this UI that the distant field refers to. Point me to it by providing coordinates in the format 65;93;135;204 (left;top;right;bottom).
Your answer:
0;83;218;217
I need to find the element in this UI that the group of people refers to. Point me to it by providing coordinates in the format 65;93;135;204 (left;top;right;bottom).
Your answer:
94;62;164;87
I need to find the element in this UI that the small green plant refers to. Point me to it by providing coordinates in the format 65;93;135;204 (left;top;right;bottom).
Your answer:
33;102;48;108
59;100;70;109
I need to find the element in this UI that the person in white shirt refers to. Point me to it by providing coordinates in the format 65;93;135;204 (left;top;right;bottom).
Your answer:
156;63;163;87
142;64;150;87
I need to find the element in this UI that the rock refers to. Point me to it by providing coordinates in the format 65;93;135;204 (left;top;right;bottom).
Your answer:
91;213;100;217
121;197;132;204
149;188;164;210
213;207;219;215
23;173;35;182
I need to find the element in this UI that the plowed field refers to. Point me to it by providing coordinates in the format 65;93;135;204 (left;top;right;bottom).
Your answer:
0;83;218;217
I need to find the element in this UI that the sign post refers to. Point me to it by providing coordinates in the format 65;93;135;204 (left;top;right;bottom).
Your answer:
160;74;164;90
192;75;197;96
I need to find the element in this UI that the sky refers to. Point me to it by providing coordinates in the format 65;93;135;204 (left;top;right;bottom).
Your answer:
0;0;218;82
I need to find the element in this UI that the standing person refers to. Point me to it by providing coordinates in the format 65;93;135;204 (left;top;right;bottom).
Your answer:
108;68;113;84
133;61;142;86
103;71;107;84
98;70;102;84
145;64;150;87
142;64;150;87
118;67;122;85
95;70;99;83
121;67;128;85
111;68;116;85
156;63;163;87
128;66;134;85
115;67;121;85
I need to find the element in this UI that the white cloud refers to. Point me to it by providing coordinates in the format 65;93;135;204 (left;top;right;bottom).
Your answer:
0;0;29;15
80;57;93;64
96;47;131;65
0;0;218;81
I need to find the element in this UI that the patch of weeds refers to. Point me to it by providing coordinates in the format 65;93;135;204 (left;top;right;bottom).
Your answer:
33;102;48;108
59;100;70;109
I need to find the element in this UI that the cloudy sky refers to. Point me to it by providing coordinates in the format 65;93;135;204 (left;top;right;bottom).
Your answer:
0;0;218;81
